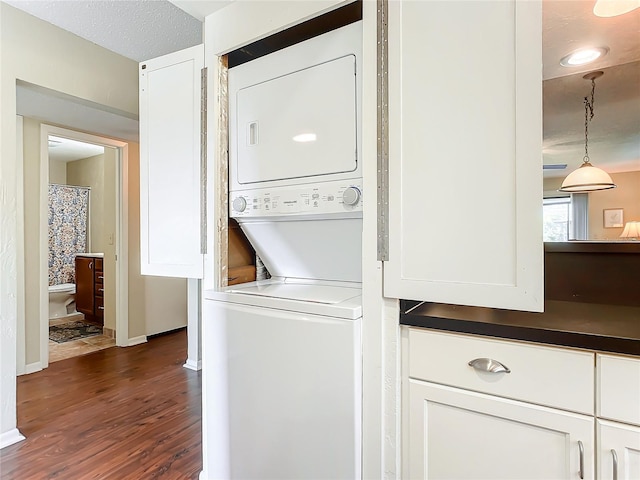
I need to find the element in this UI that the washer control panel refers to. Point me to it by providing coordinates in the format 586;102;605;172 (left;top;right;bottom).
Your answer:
230;180;363;217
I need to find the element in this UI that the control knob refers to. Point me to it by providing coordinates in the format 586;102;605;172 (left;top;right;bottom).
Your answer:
232;197;247;213
342;186;361;206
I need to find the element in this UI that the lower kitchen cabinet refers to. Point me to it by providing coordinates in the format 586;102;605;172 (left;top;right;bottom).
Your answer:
402;328;640;479
407;379;594;480
597;420;640;480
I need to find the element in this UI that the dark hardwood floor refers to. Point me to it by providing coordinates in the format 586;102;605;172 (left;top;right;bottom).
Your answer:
0;329;202;479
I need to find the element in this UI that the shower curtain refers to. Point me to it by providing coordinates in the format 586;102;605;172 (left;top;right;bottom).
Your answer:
48;184;90;286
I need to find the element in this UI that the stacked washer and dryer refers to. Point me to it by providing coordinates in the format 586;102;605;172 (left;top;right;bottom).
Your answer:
202;23;363;479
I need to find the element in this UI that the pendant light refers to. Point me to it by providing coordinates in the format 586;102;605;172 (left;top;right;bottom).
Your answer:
559;71;616;193
594;0;640;17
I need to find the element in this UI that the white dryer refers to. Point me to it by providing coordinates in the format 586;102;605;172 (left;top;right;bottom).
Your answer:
202;22;363;480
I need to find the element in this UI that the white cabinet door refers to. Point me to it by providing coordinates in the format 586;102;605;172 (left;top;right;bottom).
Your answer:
384;1;543;311
139;45;204;278
407;380;594;480
598;420;640;480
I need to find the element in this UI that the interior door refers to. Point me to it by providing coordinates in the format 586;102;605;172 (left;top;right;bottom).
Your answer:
384;0;543;312
139;45;204;278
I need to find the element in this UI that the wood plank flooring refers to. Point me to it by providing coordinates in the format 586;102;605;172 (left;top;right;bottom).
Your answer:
0;329;202;480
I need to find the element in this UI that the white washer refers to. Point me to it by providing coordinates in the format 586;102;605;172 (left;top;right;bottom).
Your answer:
203;279;361;479
202;22;363;480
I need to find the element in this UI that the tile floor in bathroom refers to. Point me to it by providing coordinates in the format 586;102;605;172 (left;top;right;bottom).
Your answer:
49;314;116;363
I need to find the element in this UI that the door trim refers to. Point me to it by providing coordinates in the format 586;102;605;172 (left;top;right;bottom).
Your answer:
40;125;130;368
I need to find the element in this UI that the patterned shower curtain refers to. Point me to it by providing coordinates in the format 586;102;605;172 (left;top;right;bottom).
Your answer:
48;184;90;286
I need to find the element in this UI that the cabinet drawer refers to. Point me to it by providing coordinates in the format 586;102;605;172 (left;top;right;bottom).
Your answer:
95;258;103;270
95;284;104;297
95;296;104;318
597;354;640;426
94;270;104;284
409;329;594;414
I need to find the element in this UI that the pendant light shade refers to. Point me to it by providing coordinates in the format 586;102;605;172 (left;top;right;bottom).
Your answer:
594;0;640;17
559;71;617;193
559;161;616;192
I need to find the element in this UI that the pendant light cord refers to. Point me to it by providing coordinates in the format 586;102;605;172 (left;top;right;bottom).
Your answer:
583;79;596;162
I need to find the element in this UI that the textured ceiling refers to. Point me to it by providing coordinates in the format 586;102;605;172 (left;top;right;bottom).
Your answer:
3;0;203;62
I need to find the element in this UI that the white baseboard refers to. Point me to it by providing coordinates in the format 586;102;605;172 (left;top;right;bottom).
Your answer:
0;428;26;450
127;335;147;347
23;362;42;375
183;359;202;371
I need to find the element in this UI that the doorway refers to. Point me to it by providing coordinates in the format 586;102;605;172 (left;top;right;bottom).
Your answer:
47;135;118;362
39;125;129;369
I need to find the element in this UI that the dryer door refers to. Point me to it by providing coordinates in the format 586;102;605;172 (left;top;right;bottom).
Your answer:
234;54;357;184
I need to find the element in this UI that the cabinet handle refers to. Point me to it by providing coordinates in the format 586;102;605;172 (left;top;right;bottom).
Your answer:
89;261;93;269
578;440;584;479
98;288;104;293
98;306;104;310
611;449;618;480
97;275;104;280
468;358;511;374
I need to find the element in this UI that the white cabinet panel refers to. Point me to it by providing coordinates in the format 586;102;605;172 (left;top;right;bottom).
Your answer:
408;380;594;480
598;420;640;480
139;45;204;278
384;1;543;311
598;354;640;426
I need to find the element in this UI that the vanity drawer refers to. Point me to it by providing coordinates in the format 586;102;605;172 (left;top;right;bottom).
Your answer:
94;270;104;284
409;329;594;414
95;258;103;270
597;353;640;426
95;296;104;318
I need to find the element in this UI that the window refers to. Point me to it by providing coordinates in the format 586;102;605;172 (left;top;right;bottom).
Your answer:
543;197;571;242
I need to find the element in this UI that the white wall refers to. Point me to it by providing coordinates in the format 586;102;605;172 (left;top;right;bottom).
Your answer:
48;159;66;184
67;154;107;253
1;3;186;445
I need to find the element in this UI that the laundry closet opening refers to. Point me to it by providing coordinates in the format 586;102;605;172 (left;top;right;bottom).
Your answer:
220;0;363;288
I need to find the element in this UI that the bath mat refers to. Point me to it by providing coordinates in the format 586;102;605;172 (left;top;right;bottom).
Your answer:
49;321;102;343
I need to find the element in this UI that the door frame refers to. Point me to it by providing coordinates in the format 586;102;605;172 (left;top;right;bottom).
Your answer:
39;124;129;368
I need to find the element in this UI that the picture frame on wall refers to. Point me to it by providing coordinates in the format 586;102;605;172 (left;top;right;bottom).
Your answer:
603;208;624;228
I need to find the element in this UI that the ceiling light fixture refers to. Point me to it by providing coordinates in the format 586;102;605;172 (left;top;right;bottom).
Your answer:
560;47;609;67
559;71;616;193
594;0;640;17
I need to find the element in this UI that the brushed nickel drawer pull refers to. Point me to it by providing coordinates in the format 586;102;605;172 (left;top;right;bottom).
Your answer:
98;306;105;310
578;440;584;479
468;358;511;374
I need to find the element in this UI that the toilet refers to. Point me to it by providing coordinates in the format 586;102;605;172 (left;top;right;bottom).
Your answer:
48;283;77;319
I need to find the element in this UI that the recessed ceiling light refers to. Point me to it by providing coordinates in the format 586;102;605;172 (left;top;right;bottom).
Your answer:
560;47;609;67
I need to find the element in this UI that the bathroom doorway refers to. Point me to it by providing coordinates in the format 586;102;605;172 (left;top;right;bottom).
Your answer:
39;125;129;368
47;136;117;362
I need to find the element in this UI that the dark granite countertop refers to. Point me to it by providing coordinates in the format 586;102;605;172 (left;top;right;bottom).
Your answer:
400;301;640;356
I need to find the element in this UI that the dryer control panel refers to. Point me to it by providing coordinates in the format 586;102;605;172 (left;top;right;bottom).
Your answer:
230;180;363;218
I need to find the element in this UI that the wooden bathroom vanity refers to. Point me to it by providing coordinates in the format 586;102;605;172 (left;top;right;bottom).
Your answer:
75;254;104;326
